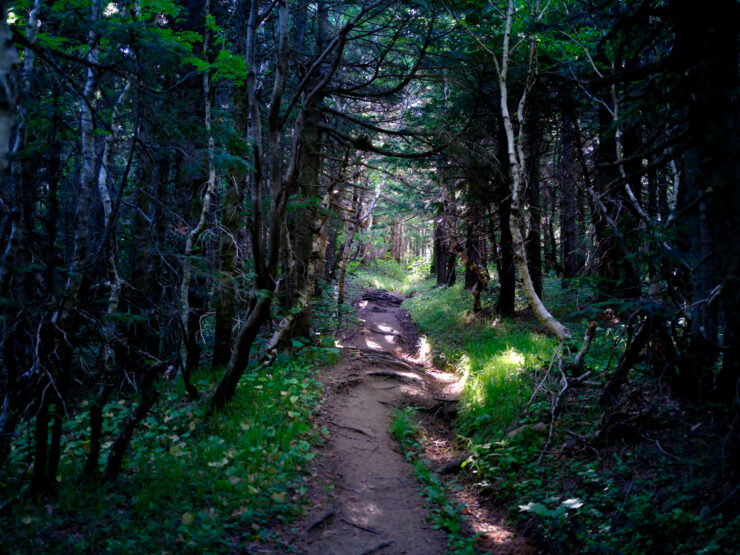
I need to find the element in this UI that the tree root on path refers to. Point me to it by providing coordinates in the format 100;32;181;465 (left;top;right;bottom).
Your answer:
361;290;403;305
417;398;459;418
341;518;381;535
328;420;373;438
347;347;421;369
367;370;422;384
359;540;394;554
331;376;364;390
306;508;336;532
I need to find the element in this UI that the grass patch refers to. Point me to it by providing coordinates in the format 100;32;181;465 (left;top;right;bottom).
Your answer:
404;282;557;439
351;257;432;296
0;347;338;554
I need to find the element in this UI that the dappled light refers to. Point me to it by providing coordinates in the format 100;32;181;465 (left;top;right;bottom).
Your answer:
364;338;382;350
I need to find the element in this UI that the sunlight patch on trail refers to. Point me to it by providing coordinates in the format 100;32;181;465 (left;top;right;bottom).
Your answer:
365;338;382;350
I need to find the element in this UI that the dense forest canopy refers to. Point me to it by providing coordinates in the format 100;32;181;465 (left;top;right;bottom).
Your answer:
0;0;738;551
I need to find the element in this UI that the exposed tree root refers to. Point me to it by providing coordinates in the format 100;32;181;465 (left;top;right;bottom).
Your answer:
341;518;381;535
306;508;336;532
359;540;394;554
436;453;470;475
367;370;422;383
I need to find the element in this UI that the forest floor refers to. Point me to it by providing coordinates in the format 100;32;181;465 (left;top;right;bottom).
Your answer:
274;289;532;554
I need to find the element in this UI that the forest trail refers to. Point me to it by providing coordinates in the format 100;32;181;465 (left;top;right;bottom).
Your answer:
288;289;457;554
280;289;534;555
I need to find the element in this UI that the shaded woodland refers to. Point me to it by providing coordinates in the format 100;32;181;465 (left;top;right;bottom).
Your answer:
0;0;738;552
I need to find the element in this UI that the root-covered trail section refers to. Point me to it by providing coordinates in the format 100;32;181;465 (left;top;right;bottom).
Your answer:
292;289;456;554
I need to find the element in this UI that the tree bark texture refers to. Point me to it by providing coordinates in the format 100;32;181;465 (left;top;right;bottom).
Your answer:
559;109;578;286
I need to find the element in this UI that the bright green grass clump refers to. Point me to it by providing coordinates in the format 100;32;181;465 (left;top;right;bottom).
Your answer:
403;282;556;439
351;257;432;296
1;348;337;554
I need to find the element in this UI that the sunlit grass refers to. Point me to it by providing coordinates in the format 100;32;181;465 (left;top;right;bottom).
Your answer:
351;257;432;296
403;281;557;439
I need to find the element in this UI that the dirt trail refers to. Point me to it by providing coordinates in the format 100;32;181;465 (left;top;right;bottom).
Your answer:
291;289;459;554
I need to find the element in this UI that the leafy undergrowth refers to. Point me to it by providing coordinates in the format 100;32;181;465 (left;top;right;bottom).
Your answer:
390;407;478;554
357;259;739;554
0;348;338;554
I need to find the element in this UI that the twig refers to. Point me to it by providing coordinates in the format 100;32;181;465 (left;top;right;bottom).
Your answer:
327;421;373;438
341;518;381;535
359;540;393;554
612;479;635;528
709;483;740;514
571;322;596;368
655;439;682;462
525;343;562;412
539;354;568;464
570;371;593;385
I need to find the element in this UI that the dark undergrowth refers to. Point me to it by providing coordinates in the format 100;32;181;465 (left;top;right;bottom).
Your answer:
359;258;739;554
0;342;339;554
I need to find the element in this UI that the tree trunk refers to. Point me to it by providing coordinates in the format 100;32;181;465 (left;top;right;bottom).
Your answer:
496;1;570;340
323;216;340;281
212;178;241;369
103;368;160;483
671;0;739;403
525;166;543;299
464;200;486;291
212;76;248;369
179;0;217;394
291;99;323;338
261;188;336;364
493;145;516;316
439;157;456;287
559;110;578;286
434;216;449;286
524;102;543;298
591;54;640;302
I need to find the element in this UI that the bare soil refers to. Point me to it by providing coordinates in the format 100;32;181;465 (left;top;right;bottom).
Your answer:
279;289;531;554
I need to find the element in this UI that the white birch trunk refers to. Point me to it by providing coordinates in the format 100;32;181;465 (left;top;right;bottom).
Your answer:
0;1;27;296
96;80;131;366
497;0;571;341
261;188;337;365
55;0;102;324
179;0;218;352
